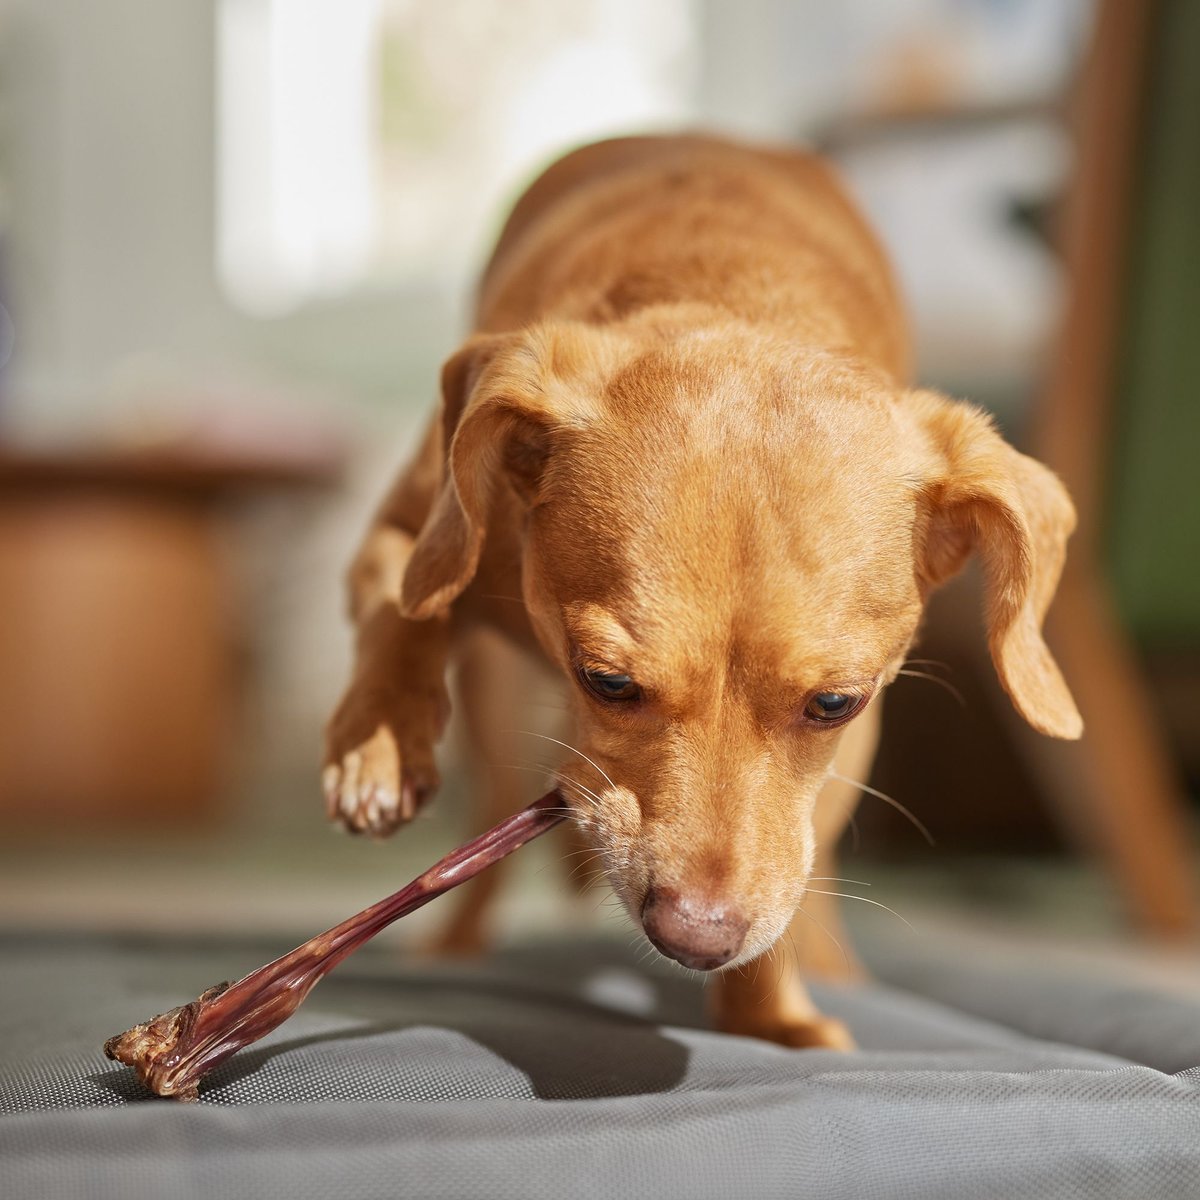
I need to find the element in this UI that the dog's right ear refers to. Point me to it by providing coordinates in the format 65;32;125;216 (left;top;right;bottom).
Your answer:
399;331;555;620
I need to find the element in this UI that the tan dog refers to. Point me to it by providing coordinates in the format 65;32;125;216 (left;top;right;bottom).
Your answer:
323;134;1082;1049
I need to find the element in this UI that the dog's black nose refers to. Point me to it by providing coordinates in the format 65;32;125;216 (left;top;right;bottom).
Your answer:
640;887;749;970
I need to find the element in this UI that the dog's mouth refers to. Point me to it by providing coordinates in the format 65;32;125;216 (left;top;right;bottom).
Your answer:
557;776;791;971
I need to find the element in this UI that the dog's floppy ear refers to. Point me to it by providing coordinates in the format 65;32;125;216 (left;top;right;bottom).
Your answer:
909;389;1082;739
400;331;556;620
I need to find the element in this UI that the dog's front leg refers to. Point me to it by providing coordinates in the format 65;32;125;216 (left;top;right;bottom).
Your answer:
709;836;863;1050
323;526;451;836
711;705;881;1050
710;957;857;1051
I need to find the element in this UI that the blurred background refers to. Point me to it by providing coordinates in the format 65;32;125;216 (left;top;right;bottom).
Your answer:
0;0;1196;988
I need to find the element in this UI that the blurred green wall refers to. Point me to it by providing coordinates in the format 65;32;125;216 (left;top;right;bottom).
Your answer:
1108;0;1200;643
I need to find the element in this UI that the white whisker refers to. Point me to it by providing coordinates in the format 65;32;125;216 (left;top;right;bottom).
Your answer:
556;772;607;808
793;904;851;973
897;668;966;707
559;845;604;860
903;657;953;673
498;763;586;806
564;854;606;885
827;770;934;846
806;888;915;930
496;761;605;819
507;731;617;791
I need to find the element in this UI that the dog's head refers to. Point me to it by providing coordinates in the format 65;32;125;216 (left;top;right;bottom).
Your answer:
400;322;1081;969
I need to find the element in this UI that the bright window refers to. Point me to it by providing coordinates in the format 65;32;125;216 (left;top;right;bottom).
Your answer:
216;0;697;316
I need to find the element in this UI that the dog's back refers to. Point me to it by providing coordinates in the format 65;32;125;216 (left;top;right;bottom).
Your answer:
478;135;910;380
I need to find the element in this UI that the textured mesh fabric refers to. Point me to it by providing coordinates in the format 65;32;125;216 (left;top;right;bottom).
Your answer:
860;927;1200;1075
1;933;1197;1199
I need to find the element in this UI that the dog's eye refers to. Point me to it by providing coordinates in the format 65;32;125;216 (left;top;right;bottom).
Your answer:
803;692;865;724
579;667;641;702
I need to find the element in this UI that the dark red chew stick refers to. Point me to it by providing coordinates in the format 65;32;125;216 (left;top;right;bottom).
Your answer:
104;790;565;1100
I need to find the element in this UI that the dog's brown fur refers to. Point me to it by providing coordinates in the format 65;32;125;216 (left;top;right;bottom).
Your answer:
323;134;1081;1048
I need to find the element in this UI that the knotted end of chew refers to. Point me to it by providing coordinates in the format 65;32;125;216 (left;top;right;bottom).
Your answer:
103;981;231;1102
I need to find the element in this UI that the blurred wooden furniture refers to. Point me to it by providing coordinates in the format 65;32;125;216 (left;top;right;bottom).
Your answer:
824;0;1198;938
0;447;338;831
1029;0;1197;938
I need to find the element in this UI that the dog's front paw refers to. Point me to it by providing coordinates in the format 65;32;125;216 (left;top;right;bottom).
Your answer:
324;710;441;835
772;1014;856;1051
720;1012;856;1052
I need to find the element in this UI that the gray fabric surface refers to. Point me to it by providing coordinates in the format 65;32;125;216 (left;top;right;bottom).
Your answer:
861;928;1200;1076
1;932;1197;1199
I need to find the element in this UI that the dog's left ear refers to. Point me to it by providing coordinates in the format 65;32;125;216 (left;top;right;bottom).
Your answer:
400;330;567;621
908;389;1082;739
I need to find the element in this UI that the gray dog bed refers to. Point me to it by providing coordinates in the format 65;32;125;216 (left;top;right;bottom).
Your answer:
1;931;1197;1199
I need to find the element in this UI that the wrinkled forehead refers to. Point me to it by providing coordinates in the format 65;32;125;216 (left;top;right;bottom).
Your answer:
547;367;919;560
537;413;923;675
564;337;918;503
